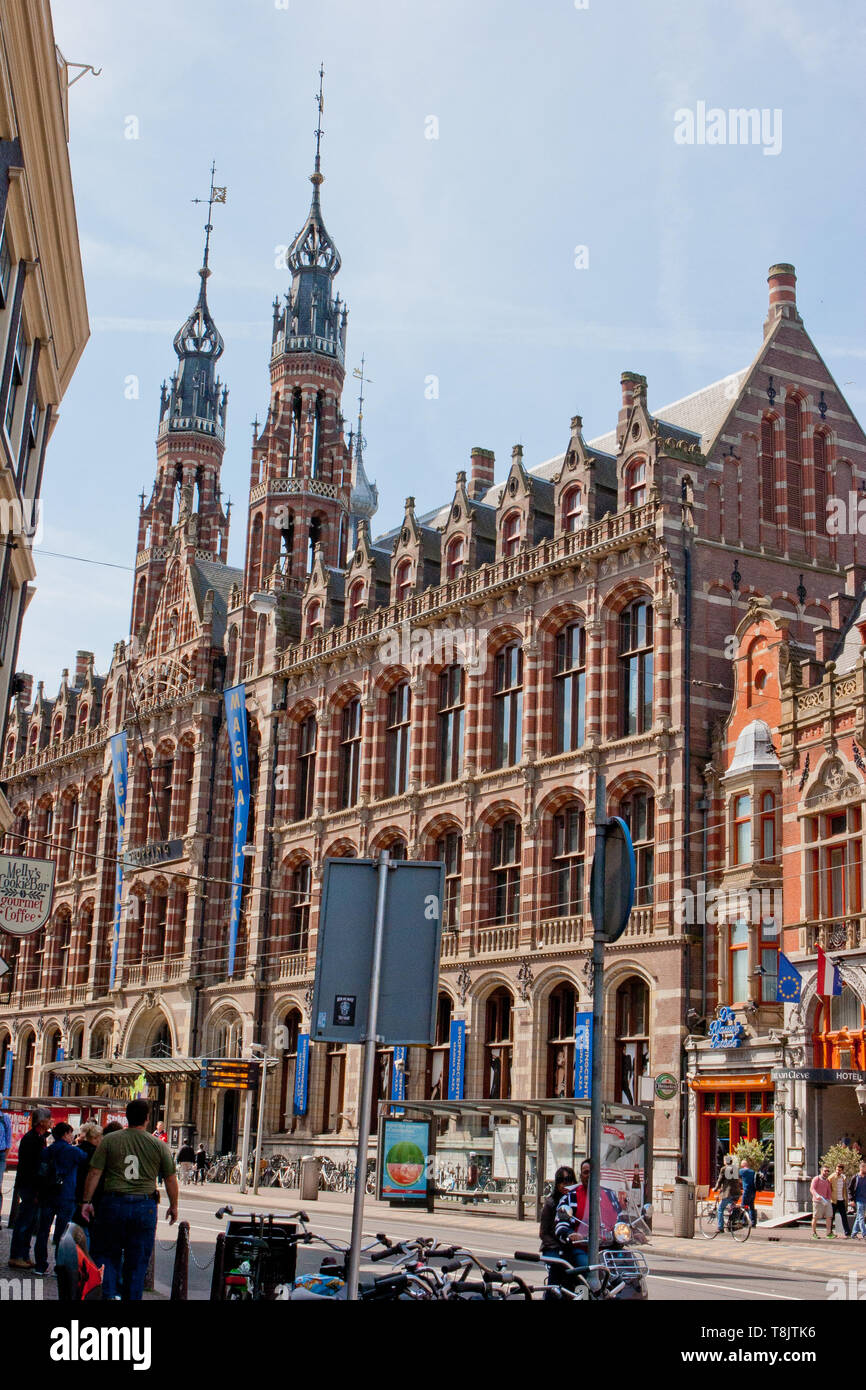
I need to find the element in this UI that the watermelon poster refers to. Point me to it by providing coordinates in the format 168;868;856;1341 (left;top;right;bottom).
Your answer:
378;1119;431;1201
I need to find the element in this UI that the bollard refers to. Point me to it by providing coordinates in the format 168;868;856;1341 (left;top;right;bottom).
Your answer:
210;1231;226;1301
672;1176;696;1239
171;1220;190;1300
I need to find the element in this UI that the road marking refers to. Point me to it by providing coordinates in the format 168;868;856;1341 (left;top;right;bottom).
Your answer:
648;1273;802;1300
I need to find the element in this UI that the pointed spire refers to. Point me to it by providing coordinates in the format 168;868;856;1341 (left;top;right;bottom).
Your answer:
164;166;228;431
287;65;341;276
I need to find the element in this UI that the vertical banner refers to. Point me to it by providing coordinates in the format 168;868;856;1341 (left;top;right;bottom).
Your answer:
224;685;250;978
574;1009;593;1100
51;1046;64;1099
391;1045;407;1116
2;1047;13;1109
109;733;129;989
447;1019;466;1100
292;1034;310;1117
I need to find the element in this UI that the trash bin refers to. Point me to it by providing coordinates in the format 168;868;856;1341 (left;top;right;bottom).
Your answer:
672;1176;695;1239
300;1155;322;1202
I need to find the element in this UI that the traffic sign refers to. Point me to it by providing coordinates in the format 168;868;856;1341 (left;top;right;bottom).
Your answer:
590;816;635;943
0;954;9;978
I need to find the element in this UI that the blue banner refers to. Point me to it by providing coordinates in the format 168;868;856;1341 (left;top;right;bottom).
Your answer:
224;685;250;978
293;1034;310;1117
109;733;129;989
2;1047;13;1109
391;1046;407;1116
574;1009;592;1100
447;1019;465;1100
51;1045;64;1099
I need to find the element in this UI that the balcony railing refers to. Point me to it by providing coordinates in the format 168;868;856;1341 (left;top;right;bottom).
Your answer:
278;951;309;980
476;924;520;955
536;915;586;949
120;956;188;988
806;916;865;953
440;931;459;958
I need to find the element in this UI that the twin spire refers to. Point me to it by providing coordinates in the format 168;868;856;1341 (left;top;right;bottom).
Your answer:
287;64;342;275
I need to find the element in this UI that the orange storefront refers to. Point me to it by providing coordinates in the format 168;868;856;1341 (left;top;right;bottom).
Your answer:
691;1073;776;1199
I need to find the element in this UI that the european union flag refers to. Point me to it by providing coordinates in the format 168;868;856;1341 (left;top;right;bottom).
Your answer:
777;952;802;1003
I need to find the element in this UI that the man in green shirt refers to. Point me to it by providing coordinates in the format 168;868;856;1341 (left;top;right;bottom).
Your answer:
81;1099;178;1300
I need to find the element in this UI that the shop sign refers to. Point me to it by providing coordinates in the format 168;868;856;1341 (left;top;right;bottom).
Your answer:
124;839;184;870
0;855;55;936
773;1067;866;1085
708;1006;745;1049
655;1072;679;1101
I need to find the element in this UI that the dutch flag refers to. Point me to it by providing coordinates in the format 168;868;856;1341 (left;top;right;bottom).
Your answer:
816;945;843;997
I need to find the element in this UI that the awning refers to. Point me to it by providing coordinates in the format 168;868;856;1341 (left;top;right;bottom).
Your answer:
49;1057;203;1082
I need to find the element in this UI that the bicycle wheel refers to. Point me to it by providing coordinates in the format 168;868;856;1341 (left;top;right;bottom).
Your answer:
229;1163;242;1185
700;1204;720;1238
730;1207;752;1242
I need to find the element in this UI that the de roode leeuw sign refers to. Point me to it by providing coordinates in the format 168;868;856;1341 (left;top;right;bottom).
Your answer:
0;855;56;936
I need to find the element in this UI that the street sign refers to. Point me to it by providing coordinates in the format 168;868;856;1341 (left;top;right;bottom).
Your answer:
200;1059;259;1091
311;858;445;1045
589;816;635;943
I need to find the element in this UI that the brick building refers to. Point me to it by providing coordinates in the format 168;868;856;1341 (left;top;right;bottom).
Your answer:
1;106;864;1189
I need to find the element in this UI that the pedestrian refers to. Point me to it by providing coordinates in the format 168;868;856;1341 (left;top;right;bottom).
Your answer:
7;1107;51;1270
194;1143;208;1184
176;1140;196;1186
830;1162;852;1237
540;1166;578;1253
810;1165;834;1239
81;1099;178;1301
850;1160;866;1240
739;1155;757;1227
33;1122;88;1276
715;1155;742;1232
0;1107;12;1220
72;1123;103;1237
152;1120;168;1143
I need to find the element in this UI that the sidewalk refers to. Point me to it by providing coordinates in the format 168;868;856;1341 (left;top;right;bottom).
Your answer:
180;1179;866;1284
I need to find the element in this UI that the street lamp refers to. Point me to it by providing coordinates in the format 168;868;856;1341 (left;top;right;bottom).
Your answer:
855;1083;866;1114
249;591;277;616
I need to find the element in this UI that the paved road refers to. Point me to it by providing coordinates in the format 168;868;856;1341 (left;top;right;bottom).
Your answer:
156;1190;832;1301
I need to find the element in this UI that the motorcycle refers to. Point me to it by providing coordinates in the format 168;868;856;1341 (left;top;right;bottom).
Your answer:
515;1206;651;1301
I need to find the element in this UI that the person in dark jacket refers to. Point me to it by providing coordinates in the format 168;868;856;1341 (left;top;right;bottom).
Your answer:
8;1108;51;1270
739;1157;757;1226
540;1166;578;1252
33;1123;87;1275
195;1143;208;1183
849;1159;866;1239
72;1123;104;1237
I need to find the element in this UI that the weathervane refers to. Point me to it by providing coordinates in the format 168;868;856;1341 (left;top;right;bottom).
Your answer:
352;356;373;465
312;63;325;186
192;163;228;274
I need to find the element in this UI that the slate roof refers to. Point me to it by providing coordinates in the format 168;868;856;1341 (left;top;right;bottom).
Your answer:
190;558;244;644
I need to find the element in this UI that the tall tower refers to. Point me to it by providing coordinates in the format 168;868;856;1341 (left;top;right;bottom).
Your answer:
244;68;352;611
131;171;230;639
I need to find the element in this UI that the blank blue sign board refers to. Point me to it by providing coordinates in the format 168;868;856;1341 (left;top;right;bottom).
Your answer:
311;858;445;1045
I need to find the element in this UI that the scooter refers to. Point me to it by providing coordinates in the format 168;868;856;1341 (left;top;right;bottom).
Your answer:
515;1208;651;1301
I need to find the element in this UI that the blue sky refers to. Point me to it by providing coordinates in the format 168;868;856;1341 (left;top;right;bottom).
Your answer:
24;0;865;689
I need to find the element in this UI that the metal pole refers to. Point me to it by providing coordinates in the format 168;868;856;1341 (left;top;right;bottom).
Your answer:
346;851;391;1302
587;774;607;1285
239;1087;253;1195
252;1058;269;1194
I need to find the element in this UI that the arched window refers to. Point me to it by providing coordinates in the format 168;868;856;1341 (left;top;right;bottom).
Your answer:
502;511;522;557
813;431;828;526
491;817;521;925
619;601;653;736
493;643;522;768
289;861;312;951
66;796;79;878
627;460;647;509
278;1008;303;1132
552;803;585;917
547;983;577;1097
446;536;465;580
426;993;452;1099
619;790;654;905
322;1042;346;1133
339;698;362;809
555;623;586;752
761;416;776;520
306;601;323;637
437;665;465;784
226;626;239;687
733;793;752;865
785;396;803;530
77;704;88;733
349;581;365;621
52;716;63;744
386;682;411;796
295;715;317;821
395;559;414;603
436;831;462;928
484;988;513;1099
615;978;649;1104
249;514;263;591
562;486;583;533
760;792;776;862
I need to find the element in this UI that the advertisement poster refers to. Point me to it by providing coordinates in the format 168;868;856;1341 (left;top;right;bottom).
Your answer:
447;1019;465;1100
573;1009;592;1100
224;684;250;978
0;855;56;937
292;1034;309;1117
109;732;128;988
378;1118;430;1201
600;1121;646;1214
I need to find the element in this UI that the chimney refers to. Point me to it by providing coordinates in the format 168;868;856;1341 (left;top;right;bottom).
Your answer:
764;263;800;335
469;448;495;501
845;563;866;597
829;592;857;630
815;627;840;664
618;372;647;431
15;673;32;707
74;650;93;687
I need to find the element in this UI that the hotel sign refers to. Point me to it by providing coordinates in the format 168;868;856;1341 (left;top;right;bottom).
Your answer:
0;855;56;936
774;1068;866;1085
124;839;185;871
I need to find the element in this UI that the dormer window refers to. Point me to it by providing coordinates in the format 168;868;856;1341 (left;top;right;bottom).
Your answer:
52;716;63;744
502;511;522;558
78;704;88;734
349;581;365;621
627;461;647;509
446;536;465;580
395;559;414;603
307;601;323;637
562;486;584;533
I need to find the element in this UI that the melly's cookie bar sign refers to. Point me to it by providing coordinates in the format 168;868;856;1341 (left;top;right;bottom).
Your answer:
0;855;56;936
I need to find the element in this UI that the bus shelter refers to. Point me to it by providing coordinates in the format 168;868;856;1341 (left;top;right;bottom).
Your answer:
378;1098;652;1221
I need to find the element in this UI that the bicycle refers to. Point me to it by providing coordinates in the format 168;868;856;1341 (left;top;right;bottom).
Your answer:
700;1198;752;1242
